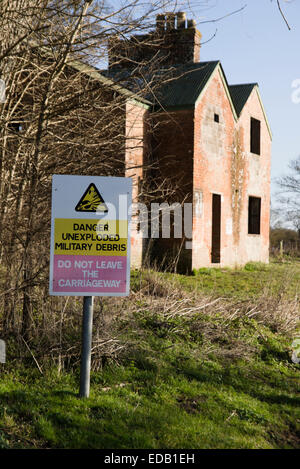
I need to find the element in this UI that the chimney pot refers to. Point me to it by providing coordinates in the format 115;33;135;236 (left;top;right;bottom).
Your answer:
166;13;176;30
187;19;197;29
176;12;186;29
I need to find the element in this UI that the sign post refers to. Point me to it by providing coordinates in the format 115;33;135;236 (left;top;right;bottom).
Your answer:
79;296;94;398
49;175;132;397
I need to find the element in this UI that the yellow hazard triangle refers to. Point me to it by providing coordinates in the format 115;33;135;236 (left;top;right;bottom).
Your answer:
75;183;108;213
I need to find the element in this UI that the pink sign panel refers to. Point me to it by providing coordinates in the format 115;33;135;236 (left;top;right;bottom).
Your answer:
53;255;127;294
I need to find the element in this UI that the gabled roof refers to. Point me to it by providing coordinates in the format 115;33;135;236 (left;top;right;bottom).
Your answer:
98;59;271;136
151;61;271;138
229;83;272;138
153;61;219;109
154;62;259;119
229;83;257;117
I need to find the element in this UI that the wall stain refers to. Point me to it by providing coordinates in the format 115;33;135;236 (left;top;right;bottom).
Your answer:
231;128;246;245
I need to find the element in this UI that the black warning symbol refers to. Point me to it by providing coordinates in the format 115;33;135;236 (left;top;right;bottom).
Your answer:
75;183;108;213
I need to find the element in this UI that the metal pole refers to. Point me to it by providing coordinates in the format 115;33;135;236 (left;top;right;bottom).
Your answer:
79;296;94;398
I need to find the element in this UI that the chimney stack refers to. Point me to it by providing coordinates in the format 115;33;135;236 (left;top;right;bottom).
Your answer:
109;11;202;70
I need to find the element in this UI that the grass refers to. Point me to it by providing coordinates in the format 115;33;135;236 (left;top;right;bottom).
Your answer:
133;259;300;300
0;259;299;449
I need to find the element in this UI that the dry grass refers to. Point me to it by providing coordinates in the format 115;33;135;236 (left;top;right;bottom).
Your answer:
130;269;300;333
1;266;299;371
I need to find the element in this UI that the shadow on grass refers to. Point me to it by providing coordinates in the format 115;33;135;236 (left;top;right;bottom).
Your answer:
52;390;78;398
252;391;300;408
0;387;179;448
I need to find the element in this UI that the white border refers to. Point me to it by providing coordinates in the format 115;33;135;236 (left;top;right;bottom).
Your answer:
49;174;132;297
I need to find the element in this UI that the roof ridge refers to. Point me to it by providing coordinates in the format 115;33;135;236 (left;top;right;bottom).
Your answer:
229;82;258;88
70;59;152;106
198;60;220;63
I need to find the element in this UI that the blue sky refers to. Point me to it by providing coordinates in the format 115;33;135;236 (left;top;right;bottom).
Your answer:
112;0;300;203
190;0;300;201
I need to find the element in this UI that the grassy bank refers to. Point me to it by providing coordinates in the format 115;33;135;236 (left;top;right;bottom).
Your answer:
0;260;299;449
148;259;300;299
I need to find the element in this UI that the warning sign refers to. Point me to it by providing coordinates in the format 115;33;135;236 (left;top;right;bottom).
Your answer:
49;175;132;297
75;183;108;213
54;219;128;256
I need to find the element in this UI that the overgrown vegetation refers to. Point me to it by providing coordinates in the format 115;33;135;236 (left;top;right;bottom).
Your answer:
0;260;299;449
0;0;186;338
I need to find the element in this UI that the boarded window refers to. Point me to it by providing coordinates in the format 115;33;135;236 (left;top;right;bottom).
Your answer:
248;196;261;235
250;117;261;155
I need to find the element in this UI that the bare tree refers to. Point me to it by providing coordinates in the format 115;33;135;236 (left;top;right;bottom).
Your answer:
276;156;300;233
0;0;184;336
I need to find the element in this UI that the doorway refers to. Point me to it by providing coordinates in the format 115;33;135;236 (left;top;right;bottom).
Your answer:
211;194;221;263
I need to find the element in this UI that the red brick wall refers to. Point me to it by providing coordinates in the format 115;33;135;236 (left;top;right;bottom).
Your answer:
125;100;149;268
151;108;194;200
124;70;271;271
193;68;236;268
149;108;194;272
192;68;271;268
235;90;271;265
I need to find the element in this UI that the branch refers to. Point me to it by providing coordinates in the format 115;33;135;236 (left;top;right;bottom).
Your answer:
199;4;247;25
276;0;291;30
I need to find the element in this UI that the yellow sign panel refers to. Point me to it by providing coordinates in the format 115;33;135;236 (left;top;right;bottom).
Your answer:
75;183;108;213
54;218;128;256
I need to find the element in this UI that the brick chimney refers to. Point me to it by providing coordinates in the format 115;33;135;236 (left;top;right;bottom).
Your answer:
108;12;202;70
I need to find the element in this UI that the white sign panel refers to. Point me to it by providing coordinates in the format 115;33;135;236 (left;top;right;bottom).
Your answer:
49;175;132;296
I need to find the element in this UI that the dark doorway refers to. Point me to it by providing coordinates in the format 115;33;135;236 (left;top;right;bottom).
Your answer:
211;194;221;263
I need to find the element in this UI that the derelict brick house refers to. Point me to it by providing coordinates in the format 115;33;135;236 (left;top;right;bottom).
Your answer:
107;12;272;272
